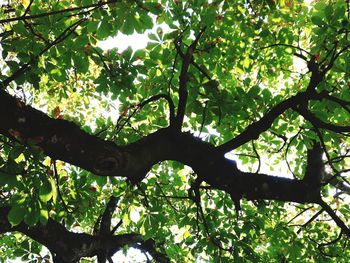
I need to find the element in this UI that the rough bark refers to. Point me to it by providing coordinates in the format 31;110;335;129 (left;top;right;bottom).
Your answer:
0;88;321;203
0;206;169;263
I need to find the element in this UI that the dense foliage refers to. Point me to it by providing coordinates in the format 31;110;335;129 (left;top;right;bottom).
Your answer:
0;0;350;262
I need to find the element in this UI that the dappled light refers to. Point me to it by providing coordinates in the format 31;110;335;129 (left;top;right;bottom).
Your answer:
0;0;350;262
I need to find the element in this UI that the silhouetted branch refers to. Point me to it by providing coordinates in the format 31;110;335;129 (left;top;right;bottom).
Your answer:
287;206;313;224
115;94;175;134
0;0;117;24
319;199;350;238
52;160;74;213
294;106;350;133
1;18;86;89
217;90;326;153
252;141;261;173
100;196;119;235
261;43;312;56
0;206;170;263
297;208;324;234
173;27;207;131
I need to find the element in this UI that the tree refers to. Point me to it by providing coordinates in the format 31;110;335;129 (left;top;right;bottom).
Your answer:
0;0;350;262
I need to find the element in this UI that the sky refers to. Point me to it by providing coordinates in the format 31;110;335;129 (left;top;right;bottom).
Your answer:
98;21;171;52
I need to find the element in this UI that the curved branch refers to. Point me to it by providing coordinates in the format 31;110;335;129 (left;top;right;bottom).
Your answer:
297;208;324;234
320;93;350;114
0;207;169;263
114;93;175;135
294;106;350;133
261;43;312;56
285;128;303;179
139;94;175;124
99;196;119;235
0;88;326;204
252;141;261;174
217;90;324;153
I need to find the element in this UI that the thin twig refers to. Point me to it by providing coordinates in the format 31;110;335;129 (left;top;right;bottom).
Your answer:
199;101;208;137
261;43;312;56
287;206;313;224
1;18;86;89
297;208;324;234
155;181;179;212
319;199;350;238
52;160;73;213
173;27;207;131
0;0;117;24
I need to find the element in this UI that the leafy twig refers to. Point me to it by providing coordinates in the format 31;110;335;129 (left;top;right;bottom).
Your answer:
0;0;117;24
52;160;73;213
297;208;324;234
1;18;86;89
319;199;350;238
261;43;312;56
294;106;350;134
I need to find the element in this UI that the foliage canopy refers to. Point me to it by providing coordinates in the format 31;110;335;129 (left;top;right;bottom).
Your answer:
0;0;350;262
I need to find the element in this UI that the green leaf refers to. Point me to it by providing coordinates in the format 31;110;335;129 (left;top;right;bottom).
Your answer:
121;16;135;35
9;146;23;160
87;21;99;33
7;206;26;226
311;15;325;26
12;22;27;35
73;54;89;73
324;5;333;20
143;3;163;15
139;14;153;30
39;180;53;202
24;202;40;227
39;209;49;225
97;20;113;39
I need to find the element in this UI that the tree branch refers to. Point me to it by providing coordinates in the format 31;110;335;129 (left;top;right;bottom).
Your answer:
217;90;325;153
0;89;326;204
99;196;119;235
0;207;169;263
173;27;206;131
319;93;350;114
1;18;86;89
319;199;350;239
294;106;350;133
261;43;312;56
0;0;117;24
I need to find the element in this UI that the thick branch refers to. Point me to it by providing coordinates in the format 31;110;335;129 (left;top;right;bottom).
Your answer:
0;89;326;204
0;207;169;263
100;196;118;235
1;87;347;235
217;50;330;154
228;172;321;203
0;88;144;180
217;90;322;153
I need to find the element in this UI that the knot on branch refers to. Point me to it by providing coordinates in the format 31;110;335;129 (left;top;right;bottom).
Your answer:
94;156;121;175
